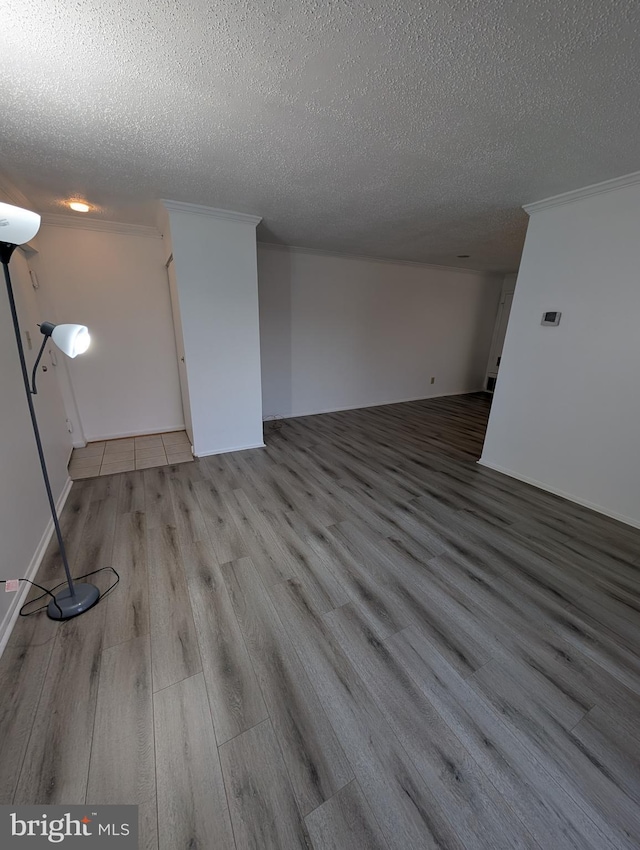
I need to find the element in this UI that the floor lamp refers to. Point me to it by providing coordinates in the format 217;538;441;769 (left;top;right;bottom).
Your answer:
1;201;100;619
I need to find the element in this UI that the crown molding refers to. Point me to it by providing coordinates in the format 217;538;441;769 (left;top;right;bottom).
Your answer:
40;214;162;238
523;170;640;215
257;241;503;276
161;199;262;226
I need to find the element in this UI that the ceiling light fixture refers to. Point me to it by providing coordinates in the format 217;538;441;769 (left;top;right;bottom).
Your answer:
69;201;90;213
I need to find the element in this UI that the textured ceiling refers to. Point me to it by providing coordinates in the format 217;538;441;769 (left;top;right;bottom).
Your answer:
2;1;640;271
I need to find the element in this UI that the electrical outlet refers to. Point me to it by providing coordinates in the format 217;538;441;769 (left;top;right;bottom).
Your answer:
430;376;435;384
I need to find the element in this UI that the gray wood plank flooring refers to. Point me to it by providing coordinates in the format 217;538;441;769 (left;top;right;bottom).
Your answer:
181;538;268;745
104;509;149;649
146;523;201;693
1;392;639;849
13;603;105;805
86;635;155;806
219;718;311;850
305;780;390;850
222;556;353;815
154;673;235;850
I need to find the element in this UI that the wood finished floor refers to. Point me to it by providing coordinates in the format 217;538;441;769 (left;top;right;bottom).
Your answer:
1;393;639;849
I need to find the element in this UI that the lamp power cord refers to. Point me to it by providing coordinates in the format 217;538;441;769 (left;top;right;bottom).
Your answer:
1;567;120;620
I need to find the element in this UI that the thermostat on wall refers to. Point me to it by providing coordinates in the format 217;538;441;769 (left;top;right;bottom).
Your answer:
541;311;561;326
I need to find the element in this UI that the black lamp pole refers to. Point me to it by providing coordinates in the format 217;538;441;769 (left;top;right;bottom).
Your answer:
1;240;99;619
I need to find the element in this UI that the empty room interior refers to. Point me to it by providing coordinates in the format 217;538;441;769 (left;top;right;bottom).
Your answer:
1;2;639;848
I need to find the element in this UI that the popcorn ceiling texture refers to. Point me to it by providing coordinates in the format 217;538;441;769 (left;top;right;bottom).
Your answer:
2;0;639;271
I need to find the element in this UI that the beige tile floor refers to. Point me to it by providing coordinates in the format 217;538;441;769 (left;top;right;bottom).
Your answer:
68;430;193;479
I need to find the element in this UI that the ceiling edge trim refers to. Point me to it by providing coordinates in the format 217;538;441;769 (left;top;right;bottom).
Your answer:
523;170;640;215
257;241;504;276
41;214;162;238
161;199;262;226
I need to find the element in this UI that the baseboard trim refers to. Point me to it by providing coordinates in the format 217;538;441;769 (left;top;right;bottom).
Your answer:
0;477;74;660
477;459;640;531
196;442;266;458
263;389;485;421
84;424;186;442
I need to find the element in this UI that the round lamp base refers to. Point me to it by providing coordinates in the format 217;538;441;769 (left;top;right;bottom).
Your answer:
47;582;101;620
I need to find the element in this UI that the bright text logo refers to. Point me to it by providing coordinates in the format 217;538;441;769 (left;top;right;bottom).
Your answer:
1;806;137;847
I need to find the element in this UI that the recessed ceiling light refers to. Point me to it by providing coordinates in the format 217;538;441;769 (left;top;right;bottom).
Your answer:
457;254;470;258
69;201;90;212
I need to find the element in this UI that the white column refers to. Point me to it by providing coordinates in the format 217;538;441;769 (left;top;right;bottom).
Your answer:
161;201;264;456
480;173;640;528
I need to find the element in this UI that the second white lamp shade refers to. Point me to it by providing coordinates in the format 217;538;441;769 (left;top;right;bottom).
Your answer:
51;324;91;358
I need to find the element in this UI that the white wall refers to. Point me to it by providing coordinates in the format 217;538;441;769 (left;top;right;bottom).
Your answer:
481;178;640;528
258;245;502;418
32;225;184;442
164;205;264;456
0;246;72;646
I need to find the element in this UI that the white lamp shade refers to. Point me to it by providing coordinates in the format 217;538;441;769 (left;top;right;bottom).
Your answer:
51;324;91;358
0;202;41;245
